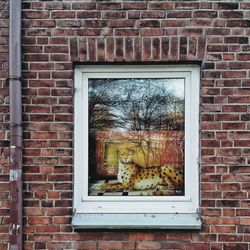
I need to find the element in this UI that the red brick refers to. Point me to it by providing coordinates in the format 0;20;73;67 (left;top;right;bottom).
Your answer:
123;2;147;10
98;241;124;250
143;38;151;61
223;244;248;250
219;234;243;242
187;243;209;250
222;71;246;78
129;232;154;241
98;2;122;10
128;11;140;19
36;226;60;233
109;20;134;28
72;2;95;9
162;20;187;27
115;29;138;36
28;217;52;225
134;37;142;61
136;20;160;28
216;2;239;10
170;37;179;61
168;232;191;241
136;241;161;250
149;2;174;10
141;11;165;19
179;37;187;60
223;191;247;199
103;11;126;19
140;29;164;36
225;37;248;44
79;38;87;62
30;63;54;70
227;20;250;27
46;242;72;249
125;38;133;61
189;19;213;26
32;20;56;28
152;38;160;60
72;242;97;250
237;53;250;61
161;37;170;61
106;37;114;61
24;11;49;19
162;242;186;249
175;2;199;9
96;39;105;61
228;96;250;103
167;11;192;18
87;38;96;61
115;37;124;60
51;10;75;19
194;11;217;18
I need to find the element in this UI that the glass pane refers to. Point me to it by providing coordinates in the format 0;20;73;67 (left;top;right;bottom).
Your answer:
88;78;185;196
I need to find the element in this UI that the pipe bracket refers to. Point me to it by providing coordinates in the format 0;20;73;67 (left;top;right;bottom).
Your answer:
9;224;20;235
9;169;22;182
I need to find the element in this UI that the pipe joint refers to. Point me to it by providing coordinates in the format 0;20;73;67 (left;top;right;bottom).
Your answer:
7;76;22;83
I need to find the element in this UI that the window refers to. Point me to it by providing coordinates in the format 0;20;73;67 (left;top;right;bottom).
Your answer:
73;65;201;229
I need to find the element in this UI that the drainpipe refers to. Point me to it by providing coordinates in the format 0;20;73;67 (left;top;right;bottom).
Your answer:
9;0;22;249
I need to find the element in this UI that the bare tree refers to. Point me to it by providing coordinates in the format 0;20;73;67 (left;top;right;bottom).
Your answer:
88;78;185;169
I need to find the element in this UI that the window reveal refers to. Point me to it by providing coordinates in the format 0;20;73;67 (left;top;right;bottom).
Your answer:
73;65;201;229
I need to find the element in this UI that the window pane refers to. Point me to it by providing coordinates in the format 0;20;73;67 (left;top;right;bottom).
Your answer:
88;78;185;196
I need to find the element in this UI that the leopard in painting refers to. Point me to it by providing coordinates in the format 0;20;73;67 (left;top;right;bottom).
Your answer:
101;148;183;193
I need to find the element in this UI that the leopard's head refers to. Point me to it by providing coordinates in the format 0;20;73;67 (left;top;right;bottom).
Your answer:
117;148;135;164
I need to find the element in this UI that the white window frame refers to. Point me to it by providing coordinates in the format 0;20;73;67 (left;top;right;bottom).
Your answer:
73;65;201;229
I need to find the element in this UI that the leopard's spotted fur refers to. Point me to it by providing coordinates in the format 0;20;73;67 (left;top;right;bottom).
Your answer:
101;148;183;192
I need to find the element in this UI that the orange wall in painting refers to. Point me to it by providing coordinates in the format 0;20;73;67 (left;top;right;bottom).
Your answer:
95;131;184;177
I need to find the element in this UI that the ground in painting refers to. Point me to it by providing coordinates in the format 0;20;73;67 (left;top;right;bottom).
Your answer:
89;180;183;196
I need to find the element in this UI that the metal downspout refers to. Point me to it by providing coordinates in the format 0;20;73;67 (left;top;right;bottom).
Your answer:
9;0;22;249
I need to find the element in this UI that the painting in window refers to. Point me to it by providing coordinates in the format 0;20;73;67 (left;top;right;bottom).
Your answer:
88;78;185;196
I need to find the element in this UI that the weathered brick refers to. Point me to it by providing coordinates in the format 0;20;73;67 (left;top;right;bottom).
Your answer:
140;28;164;36
223;243;248;250
193;11;217;18
149;2;174;10
23;11;49;19
98;2;122;10
142;38;151;61
167;11;192;18
219;11;243;18
115;37;124;60
162;20;187;27
141;11;165;19
136;241;161;250
115;29;138;36
125;38;133;61
123;2;147;10
175;2;199;9
136;20;160;28
216;2;239;10
227;20;250;27
51;11;75;19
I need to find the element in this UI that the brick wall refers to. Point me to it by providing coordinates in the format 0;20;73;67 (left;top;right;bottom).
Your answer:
1;1;250;249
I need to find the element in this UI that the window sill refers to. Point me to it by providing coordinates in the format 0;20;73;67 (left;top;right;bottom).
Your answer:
72;213;201;230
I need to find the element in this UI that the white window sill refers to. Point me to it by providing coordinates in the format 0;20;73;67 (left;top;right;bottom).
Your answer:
72;213;201;230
